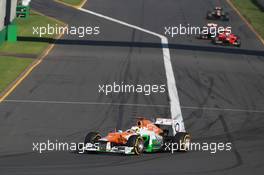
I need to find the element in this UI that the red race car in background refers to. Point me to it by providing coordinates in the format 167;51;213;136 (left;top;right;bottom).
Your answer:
213;30;241;47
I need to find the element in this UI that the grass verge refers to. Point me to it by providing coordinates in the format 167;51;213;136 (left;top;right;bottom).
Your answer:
0;57;32;92
0;11;63;55
231;0;264;39
0;11;64;94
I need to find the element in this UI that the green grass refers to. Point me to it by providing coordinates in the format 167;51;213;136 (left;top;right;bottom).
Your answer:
232;0;264;38
0;57;32;92
0;11;63;55
59;0;84;6
0;11;64;94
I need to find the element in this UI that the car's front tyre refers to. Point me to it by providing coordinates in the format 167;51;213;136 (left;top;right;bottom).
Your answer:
84;132;101;144
127;135;144;155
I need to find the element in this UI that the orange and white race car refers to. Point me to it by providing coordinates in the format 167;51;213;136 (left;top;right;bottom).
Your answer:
84;117;191;155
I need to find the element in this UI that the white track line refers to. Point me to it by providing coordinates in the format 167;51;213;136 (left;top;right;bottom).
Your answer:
79;8;185;134
3;99;264;114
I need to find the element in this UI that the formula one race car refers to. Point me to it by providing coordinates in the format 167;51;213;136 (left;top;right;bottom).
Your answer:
207;7;229;21
213;30;241;47
198;23;218;39
84;117;191;155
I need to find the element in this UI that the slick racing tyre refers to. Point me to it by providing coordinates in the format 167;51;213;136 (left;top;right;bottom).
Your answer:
234;39;241;47
222;13;229;21
84;132;101;144
173;132;191;152
127;135;144;155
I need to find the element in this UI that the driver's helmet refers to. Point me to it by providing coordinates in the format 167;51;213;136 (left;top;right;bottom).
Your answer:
131;126;140;133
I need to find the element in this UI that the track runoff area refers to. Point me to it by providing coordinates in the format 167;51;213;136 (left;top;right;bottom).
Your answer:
1;0;264;175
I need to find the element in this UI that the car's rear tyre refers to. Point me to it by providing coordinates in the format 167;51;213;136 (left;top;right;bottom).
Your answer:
173;132;191;152
127;135;144;155
162;136;174;152
235;39;241;47
84;132;101;144
223;12;230;21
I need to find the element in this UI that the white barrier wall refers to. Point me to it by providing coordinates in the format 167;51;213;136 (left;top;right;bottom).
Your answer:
10;0;18;22
0;0;6;31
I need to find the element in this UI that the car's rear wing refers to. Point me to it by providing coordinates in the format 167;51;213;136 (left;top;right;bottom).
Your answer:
155;118;185;134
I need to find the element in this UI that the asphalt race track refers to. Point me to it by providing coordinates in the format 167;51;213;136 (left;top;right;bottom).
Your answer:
1;0;264;174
